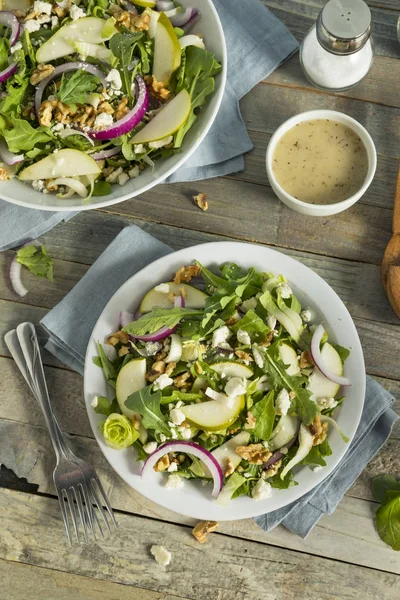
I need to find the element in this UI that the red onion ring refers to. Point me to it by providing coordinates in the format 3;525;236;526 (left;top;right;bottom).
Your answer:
131;324;176;342
0;62;17;84
34;62;108;119
142;440;224;498
174;295;185;308
89;75;149;141
0;11;21;46
169;8;198;27
310;325;351;387
181;9;200;33
0;139;24;165
90;147;121;161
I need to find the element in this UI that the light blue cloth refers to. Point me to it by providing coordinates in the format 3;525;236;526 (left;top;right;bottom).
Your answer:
0;0;298;251
41;224;399;536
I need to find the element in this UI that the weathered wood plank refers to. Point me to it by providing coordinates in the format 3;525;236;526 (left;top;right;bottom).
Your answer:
1;419;399;574
263;0;400;59
1;487;399;599
266;54;400;109
1;559;181;600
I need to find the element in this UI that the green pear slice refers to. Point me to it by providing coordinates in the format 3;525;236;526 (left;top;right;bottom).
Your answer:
130;0;155;7
181;395;245;432
19;150;101;181
139;282;206;312
131;89;190;143
210;361;254;379
307;342;342;399
36;17;113;63
278;343;300;376
116;358;147;442
191;431;251;478
152;11;181;85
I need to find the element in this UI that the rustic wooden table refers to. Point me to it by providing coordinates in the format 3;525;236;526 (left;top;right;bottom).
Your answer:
1;1;400;598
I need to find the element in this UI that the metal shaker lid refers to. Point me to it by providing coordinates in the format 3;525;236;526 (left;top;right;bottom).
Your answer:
316;0;372;55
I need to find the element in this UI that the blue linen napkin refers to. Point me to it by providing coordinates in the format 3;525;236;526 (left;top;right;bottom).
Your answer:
0;0;298;251
40;224;399;536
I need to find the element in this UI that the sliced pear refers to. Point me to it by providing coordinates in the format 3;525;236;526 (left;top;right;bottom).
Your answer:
36;17;114;63
181;395;245;432
116;358;147;443
146;8;160;38
279;343;300;376
130;0;155;6
307;343;342;399
191;377;208;392
210;361;254;379
191;431;251;478
131;89;190;143
139;282;206;312
152;11;181;85
269;415;298;451
19;150;101;181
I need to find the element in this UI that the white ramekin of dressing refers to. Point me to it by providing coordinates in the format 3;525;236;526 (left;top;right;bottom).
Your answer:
266;110;377;217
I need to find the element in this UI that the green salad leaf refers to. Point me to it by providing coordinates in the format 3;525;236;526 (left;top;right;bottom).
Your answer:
299;445;327;467
123;307;203;336
96;343;117;388
99;413;138;449
331;343;350;363
160;390;203;404
16;245;53;281
109;32;143;97
125;385;170;436
251;390;275;441
92;395;120;416
0;38;9;72
372;475;400;505
231;309;268;341
56;69;101;108
1;118;53;153
376;496;400;552
222;472;249;501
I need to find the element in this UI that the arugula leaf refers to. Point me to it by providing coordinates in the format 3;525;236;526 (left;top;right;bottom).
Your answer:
133;439;148;461
123;307;203;336
160;390;203;404
2;118;53;153
251;390;275;441
137;39;151;74
16;245;53;280
231;309;268;341
56;69;100;108
318;438;332;457
222;472;249;500
197;432;226;452
194;260;227;290
372;475;400;504
125;385;170;436
292;389;319;426
299;445;326;466
92;395;120;416
93;180;112;196
0;38;9;71
269;470;298;489
376;496;400;551
0;77;30;118
97;343;117;388
109;32;143;97
331;343;350;363
22;30;37;70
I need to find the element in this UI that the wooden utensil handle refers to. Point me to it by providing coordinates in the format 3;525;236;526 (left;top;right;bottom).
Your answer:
392;161;400;234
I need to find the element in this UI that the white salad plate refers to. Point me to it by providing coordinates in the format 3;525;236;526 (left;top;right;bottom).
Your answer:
84;241;365;521
0;0;226;212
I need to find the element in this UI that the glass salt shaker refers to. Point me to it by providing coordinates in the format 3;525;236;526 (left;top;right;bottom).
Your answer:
300;0;374;92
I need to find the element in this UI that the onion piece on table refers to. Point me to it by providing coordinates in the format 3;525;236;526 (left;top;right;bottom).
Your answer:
9;256;28;297
142;441;224;498
0;11;21;46
0;139;24;166
310;324;351;386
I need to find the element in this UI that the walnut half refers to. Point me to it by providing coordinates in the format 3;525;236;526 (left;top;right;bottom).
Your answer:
192;520;218;544
235;443;272;465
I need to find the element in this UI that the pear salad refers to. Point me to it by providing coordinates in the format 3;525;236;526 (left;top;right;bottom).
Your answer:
0;1;221;199
93;261;351;504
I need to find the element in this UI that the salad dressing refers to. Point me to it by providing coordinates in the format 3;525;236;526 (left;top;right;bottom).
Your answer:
272;119;368;204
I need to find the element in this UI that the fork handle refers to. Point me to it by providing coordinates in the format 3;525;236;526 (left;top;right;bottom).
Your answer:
14;323;67;460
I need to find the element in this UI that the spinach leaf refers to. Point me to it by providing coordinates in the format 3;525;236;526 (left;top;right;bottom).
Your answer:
92;395;120;416
93;180;112;196
251;390;275;441
0;77;30;118
231;309;268;341
331;343;350;363
299;445;326;466
123;307;203;336
125;384;170;436
16;245;53;281
2;118;53;152
376;496;400;551
269;470;297;489
109;32;143;97
160;390;203;404
97;343;117;388
56;69;100;108
372;475;400;504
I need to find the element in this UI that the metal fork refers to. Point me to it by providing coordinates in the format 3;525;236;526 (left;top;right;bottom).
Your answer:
5;322;117;544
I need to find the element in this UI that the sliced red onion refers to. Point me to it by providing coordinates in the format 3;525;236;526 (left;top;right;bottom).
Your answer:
119;311;134;328
131;324;176;342
34;62;108;118
142;441;224;498
90;75;148;141
310;325;351;386
156;0;175;10
0;139;24;165
181;9;200;33
263;431;299;470
0;62;17;84
58;128;95;146
0;11;21;46
9;256;28;297
169;7;197;27
90;146;121;161
174;295;185;308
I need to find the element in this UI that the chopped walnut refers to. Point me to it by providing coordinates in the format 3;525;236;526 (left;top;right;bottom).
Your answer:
72;105;96;127
224;457;235;477
118;346;130;357
235;443;272;465
0;167;9;181
111;5;150;32
227;427;240;435
144;75;171;101
235;350;253;362
245;411;256;430
97;101;114;115
30;64;55;86
309;414;328;446
264;459;282;478
115;97;129;120
179;286;187;299
106;330;130;346
193;193;208;211
165;361;176;377
300;350;314;369
12;10;27;19
192;520;218;544
174;372;191;388
132;416;142;430
44;179;58;192
155;350;168;361
194;361;203;375
24;10;40;22
260;331;275;347
38;99;71;127
52;0;71;18
174;264;200;284
146;360;166;382
154;455;170;472
168;291;176;304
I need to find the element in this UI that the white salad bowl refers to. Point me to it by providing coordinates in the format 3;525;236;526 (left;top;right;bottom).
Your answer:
84;241;366;521
266;110;377;217
0;0;226;212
